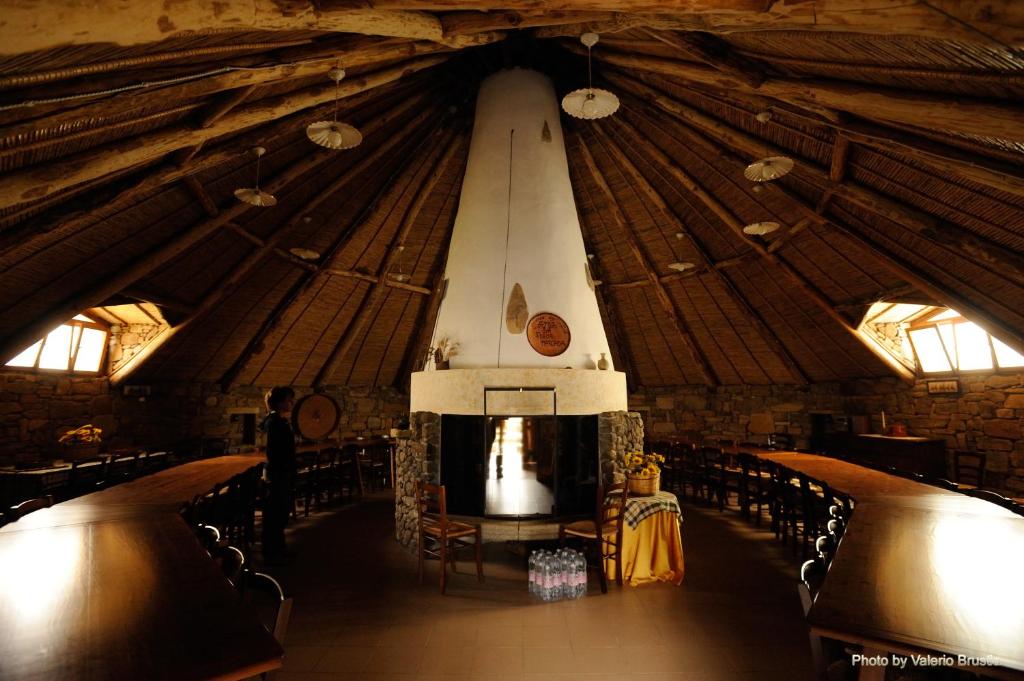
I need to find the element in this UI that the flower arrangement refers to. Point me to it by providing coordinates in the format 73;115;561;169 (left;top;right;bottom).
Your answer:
428;336;460;368
624;451;663;477
59;424;103;446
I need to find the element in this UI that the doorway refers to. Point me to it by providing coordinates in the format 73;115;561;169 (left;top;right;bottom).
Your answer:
484;416;556;517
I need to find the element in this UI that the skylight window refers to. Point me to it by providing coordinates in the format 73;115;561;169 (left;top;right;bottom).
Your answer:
858;302;1024;375
5;315;108;373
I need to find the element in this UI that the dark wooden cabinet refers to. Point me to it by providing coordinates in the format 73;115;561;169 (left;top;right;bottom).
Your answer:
823;433;947;477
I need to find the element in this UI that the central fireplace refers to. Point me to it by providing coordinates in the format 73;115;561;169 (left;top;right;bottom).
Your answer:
440;414;598;518
393;68;644;549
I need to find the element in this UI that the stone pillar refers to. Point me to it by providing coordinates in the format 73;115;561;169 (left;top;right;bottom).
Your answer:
393;411;440;552
598;410;644;484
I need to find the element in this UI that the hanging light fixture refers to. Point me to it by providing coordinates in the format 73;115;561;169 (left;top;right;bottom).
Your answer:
562;33;619;120
743;221;781;236
387;245;410;283
234;146;277;207
289;247;321;261
744;109;793;182
306;67;363;150
668;262;696;272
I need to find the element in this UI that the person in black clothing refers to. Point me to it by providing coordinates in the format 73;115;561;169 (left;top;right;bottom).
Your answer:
261;386;296;562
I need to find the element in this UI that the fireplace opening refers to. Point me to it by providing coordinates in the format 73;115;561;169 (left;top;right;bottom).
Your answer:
440;414;598;519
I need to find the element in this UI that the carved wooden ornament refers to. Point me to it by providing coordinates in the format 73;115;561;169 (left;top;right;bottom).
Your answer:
527;312;571;357
506;283;528;334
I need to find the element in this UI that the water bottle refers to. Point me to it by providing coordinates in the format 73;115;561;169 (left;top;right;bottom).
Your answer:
558;551;570;600
575;552;588;598
528;551;537;595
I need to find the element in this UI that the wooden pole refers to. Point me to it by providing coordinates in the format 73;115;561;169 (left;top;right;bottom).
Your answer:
313;129;467;388
575;136;719;387
608;109;912;380
117;100;437;384
0;55;451;210
566;45;1024;144
0;82;417;262
618;82;1024;356
588;122;810;385
1;98;434;366
606;73;1024;288
638;27;765;88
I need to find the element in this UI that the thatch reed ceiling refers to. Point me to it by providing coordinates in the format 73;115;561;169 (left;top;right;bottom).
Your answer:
0;1;1022;389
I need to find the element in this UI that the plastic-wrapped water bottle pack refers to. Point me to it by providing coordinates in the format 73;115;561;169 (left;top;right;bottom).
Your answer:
528;548;587;601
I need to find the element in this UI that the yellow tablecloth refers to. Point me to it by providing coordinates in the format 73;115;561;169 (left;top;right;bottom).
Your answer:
605;506;685;587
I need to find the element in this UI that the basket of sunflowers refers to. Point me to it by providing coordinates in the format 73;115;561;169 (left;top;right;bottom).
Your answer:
624;450;664;496
58;424;103;460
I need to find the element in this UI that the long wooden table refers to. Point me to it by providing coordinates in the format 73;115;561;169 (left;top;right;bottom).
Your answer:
755;450;1024;681
0;454;283;681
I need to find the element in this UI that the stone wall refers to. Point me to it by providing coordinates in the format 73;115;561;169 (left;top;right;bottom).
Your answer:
108;323;166;374
0;373;409;466
630;384;845;447
630;373;1024;495
597;410;644;483
394;411;440;552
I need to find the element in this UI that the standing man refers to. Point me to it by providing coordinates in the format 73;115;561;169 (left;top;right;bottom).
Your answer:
261;386;296;564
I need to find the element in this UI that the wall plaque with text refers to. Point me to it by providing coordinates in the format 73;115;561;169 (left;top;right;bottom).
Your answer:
526;312;571;357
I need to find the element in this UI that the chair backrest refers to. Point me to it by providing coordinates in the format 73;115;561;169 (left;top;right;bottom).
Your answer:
598;481;629;527
70;455;109;490
953;450;986;487
245;571;293;647
211;544;246;585
8;495;54;521
415;481;447;527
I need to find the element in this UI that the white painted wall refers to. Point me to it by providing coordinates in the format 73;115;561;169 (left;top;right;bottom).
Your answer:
430;68;613;370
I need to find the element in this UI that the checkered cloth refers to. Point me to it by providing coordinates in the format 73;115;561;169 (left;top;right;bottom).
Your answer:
616;490;683;529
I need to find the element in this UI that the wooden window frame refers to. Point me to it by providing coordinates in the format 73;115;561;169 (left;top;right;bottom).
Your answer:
3;317;109;375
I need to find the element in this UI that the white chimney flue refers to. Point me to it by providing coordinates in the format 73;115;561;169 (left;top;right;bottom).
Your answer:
412;69;627;416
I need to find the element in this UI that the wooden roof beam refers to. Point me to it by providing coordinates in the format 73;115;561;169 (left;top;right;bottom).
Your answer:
0;55;451;211
605;103;911;381
607;72;1024;289
441;11;617;36
535;1;1023;45
1;1;496;54
1;95;436;368
217;113;455;390
590;120;810;385
638;27;764;88
567;44;1024;144
312;128;467;388
575;135;719;387
0;82;419;263
619;80;1024;357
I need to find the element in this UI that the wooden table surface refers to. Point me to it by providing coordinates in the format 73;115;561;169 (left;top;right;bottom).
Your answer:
0;454;283;681
753;450;1024;679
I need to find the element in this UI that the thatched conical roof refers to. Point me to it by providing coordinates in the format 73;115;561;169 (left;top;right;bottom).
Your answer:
0;1;1021;389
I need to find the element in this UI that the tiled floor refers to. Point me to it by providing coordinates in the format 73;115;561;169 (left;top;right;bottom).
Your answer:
261;494;815;681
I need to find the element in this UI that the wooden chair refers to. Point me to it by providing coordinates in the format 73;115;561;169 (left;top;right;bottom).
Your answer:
243;570;293;681
415;482;483;594
66;455;109;499
8;495;54;521
952;450;986;488
737;452;772;525
558;481;629;593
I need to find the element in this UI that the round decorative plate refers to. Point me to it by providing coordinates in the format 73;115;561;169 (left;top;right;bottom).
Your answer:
526;312;571;357
292;393;340;441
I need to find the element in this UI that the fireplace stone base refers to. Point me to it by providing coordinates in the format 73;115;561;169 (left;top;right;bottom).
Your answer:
393;409;644;552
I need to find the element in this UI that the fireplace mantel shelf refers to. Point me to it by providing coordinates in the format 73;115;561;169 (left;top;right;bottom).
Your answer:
410;368;627;415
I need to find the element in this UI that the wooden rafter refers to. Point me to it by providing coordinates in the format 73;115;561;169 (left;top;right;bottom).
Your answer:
313;128;467;388
0;56;451;211
618;81;1024;357
568;44;1024;144
638;27;764;88
0;1;498;54
589;121;810;384
607;73;1024;289
575;133;719;387
606;105;910;380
